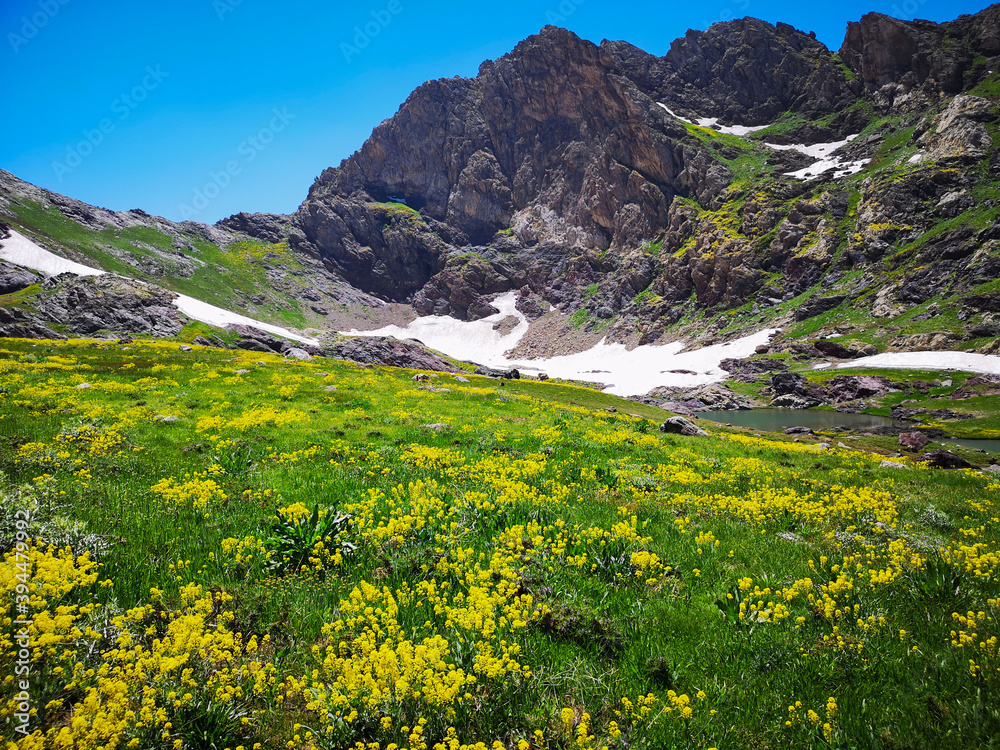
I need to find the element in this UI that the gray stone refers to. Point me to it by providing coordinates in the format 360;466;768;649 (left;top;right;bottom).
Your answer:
658;416;709;437
880;460;908;469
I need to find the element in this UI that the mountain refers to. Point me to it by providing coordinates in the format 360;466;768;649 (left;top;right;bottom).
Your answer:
2;5;999;370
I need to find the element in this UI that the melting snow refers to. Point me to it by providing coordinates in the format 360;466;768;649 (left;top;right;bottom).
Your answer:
0;229;318;345
839;351;1000;377
1;229;103;277
345;292;778;397
656;103;868;180
765;136;867;180
656;103;769;137
172;296;319;345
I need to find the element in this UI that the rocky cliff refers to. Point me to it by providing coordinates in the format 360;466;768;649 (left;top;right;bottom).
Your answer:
228;4;999;359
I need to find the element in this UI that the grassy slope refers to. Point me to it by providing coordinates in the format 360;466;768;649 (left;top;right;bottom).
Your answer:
1;339;998;749
5;199;310;328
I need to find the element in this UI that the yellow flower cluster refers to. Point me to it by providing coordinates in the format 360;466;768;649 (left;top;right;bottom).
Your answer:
2;546;274;750
151;473;228;511
950;602;999;679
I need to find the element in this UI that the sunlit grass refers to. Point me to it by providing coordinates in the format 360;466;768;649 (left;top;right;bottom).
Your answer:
1;338;998;749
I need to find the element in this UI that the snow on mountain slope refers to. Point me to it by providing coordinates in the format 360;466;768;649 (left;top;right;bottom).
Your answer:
346;292;777;396
0;230;319;345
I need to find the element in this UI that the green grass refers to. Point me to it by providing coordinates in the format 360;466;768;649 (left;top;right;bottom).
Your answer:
1;339;999;749
6;199;311;328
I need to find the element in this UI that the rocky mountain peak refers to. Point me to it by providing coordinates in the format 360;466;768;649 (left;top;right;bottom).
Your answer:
840;4;1000;108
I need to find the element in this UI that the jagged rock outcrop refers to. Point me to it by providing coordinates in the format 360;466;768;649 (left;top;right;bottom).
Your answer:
0;306;64;339
31;274;185;337
0;261;38;294
770;372;825;408
323;336;456;372
630;18;857;125
840;6;1000;109
217;212;293;243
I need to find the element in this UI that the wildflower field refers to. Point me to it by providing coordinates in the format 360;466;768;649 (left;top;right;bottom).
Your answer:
1;338;998;749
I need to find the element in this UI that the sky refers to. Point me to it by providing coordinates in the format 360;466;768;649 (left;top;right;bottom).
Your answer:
0;0;993;224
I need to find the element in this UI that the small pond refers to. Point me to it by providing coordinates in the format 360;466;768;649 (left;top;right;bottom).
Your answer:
695;409;904;432
695;409;1000;457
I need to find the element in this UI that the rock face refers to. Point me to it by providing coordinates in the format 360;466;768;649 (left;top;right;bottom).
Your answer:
824;375;895;403
0;261;38;294
0;306;63;339
7;274;186;338
637;383;758;415
323;336;456;372
840;7;1000;109
770;372;824;409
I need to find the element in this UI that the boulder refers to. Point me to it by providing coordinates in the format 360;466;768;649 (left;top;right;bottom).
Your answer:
825;375;894;403
475;366;520;379
880;460;908;469
814;339;866;359
285;348;313;361
770;372;824;408
0;262;37;294
784;426;814;435
659;416;709;437
899;431;931;451
771;394;822;409
324;336;455;371
919;450;976;469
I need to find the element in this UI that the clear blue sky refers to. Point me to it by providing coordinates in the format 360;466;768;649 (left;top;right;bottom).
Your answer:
0;0;992;224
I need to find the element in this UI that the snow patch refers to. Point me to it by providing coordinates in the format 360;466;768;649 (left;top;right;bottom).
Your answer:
0;230;105;277
839;351;1000;376
656;104;868;179
345;292;778;397
344;292;530;365
765;136;868;181
0;229;318;345
173;295;319;345
656;103;769;137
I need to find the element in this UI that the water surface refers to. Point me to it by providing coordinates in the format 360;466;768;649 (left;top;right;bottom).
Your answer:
696;409;1000;456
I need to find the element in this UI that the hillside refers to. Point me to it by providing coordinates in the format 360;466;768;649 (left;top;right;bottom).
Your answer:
1;338;999;748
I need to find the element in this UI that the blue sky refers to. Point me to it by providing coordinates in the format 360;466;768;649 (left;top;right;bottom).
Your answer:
0;0;992;224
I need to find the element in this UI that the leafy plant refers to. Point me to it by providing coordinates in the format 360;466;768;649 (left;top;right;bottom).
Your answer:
264;503;355;574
